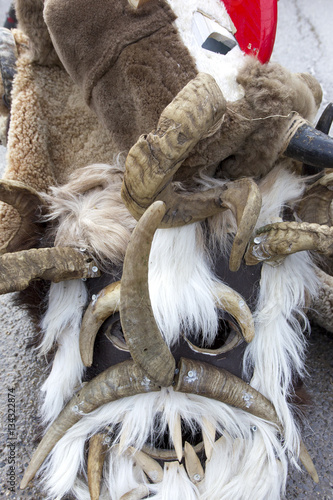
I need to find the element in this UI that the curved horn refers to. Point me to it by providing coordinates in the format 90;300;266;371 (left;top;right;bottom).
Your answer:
283;115;333;169
0;246;99;294
175;358;279;425
122;72;227;227
20;360;159;489
87;434;108;500
245;221;333;266
0;180;44;254
296;171;333;227
213;282;255;343
0;28;17;108
80;281;121;367
120;201;176;387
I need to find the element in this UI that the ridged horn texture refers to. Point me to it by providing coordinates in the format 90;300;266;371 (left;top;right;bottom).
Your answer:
0;246;99;294
122;73;227;227
87;434;108;500
283;116;333;169
120;201;176;387
175;358;279;425
80;281;121;367
0;28;17;108
20;360;159;489
222;179;262;272
245;221;333;266
0;180;44;254
213;283;255;343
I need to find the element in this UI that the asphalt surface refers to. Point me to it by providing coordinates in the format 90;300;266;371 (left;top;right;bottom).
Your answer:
0;0;332;498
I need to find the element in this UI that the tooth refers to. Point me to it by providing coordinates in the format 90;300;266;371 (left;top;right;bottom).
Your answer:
299;440;319;483
165;461;184;473
120;484;150;500
184;442;204;484
118;423;130;453
168;414;183;462
87;434;108;500
129;447;164;483
202;418;216;461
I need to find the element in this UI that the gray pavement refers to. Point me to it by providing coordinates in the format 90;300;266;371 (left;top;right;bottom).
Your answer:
0;0;332;498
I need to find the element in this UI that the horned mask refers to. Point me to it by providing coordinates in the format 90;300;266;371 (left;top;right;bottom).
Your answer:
0;0;332;499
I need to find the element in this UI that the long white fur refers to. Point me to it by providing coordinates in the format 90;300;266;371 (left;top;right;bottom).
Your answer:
39;280;88;423
39;390;286;500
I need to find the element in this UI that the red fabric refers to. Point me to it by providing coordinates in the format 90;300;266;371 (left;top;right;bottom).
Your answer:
222;0;278;63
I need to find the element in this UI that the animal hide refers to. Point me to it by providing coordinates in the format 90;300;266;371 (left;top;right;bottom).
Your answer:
0;0;332;499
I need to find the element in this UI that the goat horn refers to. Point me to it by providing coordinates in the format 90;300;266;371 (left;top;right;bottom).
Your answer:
283;115;333;169
87;434;108;500
175;358;279;425
80;281;121;367
245;221;333;266
122;73;227;227
0;246;100;294
0;28;17;108
213;282;255;343
0;180;44;254
120;201;176;387
20;360;159;489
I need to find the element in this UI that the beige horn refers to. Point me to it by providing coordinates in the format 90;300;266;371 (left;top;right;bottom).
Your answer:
87;433;108;500
121;72;227;228
0;180;44;254
0;246;100;295
80;281;121;367
296;171;333;227
20;360;159;490
120;201;176;387
245;221;333;266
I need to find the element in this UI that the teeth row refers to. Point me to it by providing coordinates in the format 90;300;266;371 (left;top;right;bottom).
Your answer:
168;415;216;463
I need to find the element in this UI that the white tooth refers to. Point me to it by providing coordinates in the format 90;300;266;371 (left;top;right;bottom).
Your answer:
184;441;204;484
168;414;183;462
202;418;216;461
129;447;164;483
118;424;130;453
120;484;150;500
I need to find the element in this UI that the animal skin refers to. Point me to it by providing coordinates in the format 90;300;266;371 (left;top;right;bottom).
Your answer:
0;0;332;499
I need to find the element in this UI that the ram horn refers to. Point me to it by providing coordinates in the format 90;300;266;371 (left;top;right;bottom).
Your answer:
0;180;44;254
245;221;333;266
87;434;108;500
80;281;121;367
175;358;280;425
0;246;100;294
20;360;159;489
0;27;17;108
283;114;333;169
120;201;176;387
122;72;227;227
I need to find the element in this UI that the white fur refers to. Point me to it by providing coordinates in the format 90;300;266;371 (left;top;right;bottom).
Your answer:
165;0;246;101
40;390;287;500
40;280;88;423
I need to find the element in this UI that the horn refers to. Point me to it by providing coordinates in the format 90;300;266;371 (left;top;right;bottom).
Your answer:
122;72;227;227
175;358;280;425
79;281;121;367
0;28;17;108
87;434;108;500
20;360;159;489
245;221;333;266
296;171;333;227
283;115;333;169
0;246;100;294
120;201;176;387
0;180;44;254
